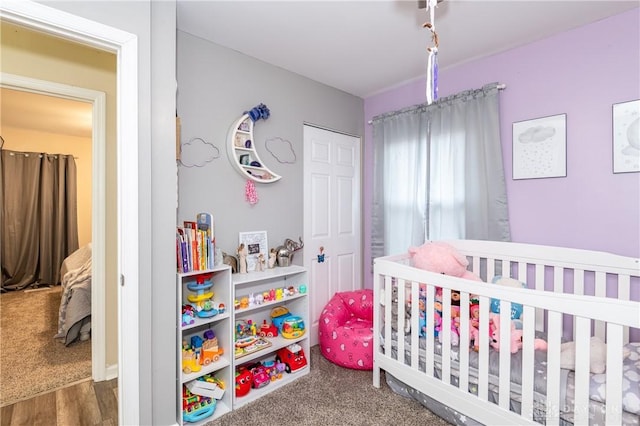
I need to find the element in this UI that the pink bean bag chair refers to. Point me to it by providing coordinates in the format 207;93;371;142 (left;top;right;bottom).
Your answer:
319;289;374;370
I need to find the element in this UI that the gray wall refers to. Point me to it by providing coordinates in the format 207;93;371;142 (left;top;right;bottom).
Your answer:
40;1;176;424
177;31;364;261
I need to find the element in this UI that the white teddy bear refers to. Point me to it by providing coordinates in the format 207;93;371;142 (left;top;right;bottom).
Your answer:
560;336;631;374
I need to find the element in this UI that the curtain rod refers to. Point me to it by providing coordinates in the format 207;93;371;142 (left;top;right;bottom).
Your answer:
5;151;79;159
367;83;506;125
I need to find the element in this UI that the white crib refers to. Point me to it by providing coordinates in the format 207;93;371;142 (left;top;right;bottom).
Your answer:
373;240;640;425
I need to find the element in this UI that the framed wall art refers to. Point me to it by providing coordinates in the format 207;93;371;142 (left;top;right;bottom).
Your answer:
238;230;268;272
613;99;640;174
512;113;567;180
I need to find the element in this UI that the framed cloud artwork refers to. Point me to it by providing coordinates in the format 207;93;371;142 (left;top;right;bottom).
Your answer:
612;99;640;174
512;113;567;180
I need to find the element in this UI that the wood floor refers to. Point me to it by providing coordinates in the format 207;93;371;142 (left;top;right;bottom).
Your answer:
0;378;118;426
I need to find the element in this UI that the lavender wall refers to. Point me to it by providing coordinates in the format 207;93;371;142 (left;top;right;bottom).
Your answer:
363;9;640;287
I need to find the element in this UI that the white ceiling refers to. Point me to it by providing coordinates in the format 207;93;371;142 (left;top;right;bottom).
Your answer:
176;0;639;98
2;1;637;139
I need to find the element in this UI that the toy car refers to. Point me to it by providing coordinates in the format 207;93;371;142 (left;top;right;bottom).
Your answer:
182;349;201;374
259;320;278;338
275;344;308;373
249;364;270;389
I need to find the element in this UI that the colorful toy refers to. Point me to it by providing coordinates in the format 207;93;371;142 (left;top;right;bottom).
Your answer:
276;343;308;373
262;359;285;381
248;364;270;389
490;276;525;322
270;306;292;331
182;342;202;374
239;296;249;309
489;314;547;353
182;385;215;423
408;241;482;282
182;304;196;326
281;316;305;339
200;329;224;366
187;273;218;318
235;320;272;357
259;319;279;338
235;368;252;397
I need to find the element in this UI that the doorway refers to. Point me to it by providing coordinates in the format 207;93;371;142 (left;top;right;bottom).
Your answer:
303;124;363;346
0;2;140;424
0;77;107;385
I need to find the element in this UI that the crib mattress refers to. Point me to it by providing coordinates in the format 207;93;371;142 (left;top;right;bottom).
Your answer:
381;332;640;424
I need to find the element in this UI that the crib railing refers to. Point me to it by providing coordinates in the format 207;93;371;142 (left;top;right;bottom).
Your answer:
373;245;640;425
447;239;640;344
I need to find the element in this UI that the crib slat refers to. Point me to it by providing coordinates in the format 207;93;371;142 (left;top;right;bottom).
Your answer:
498;302;512;410
517;262;527;283
459;292;470;393
397;279;406;361
472;256;481;278
574;269;585;296
425;284;435;378
605;324;624;425
487;258;496;282
384;275;393;361
535;264;545;332
546;311;562;425
572;269;585;342
477;296;490;401
573;317;591;426
619;274;631;343
594;271;606;340
410;282;420;369
520;305;535;421
496;259;506;278
553;266;563;293
441;288;452;385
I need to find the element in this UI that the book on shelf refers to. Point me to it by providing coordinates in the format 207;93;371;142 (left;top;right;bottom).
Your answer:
176;228;189;273
176;213;215;273
197;212;215;270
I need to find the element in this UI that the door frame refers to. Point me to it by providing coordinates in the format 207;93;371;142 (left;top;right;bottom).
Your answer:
0;1;140;424
0;73;109;381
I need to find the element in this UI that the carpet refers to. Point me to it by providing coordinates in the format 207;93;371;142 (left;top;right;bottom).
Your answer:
0;286;91;406
207;344;451;426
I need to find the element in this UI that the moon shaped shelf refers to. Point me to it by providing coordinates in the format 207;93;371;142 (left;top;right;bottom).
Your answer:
227;111;282;184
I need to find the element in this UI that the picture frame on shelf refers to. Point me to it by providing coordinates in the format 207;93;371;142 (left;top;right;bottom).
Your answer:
512;113;567;180
613;99;640;174
239;231;268;272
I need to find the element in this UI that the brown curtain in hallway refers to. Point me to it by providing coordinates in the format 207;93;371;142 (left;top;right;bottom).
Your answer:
1;149;79;290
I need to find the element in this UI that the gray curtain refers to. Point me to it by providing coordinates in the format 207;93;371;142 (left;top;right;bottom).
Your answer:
371;83;510;259
1;149;79;290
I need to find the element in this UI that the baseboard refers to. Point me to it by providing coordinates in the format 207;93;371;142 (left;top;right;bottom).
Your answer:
105;364;118;381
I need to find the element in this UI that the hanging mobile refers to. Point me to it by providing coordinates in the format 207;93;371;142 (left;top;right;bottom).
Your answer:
424;0;440;104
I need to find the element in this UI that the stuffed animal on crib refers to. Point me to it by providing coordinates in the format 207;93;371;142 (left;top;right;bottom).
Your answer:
469;304;481;351
490;276;525;324
489;314;547;353
433;303;460;346
408;241;482;282
560;336;631;374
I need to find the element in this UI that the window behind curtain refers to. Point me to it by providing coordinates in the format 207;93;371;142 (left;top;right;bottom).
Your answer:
371;83;510;259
